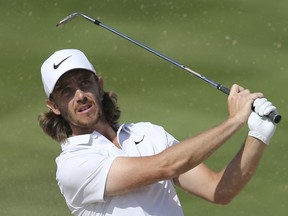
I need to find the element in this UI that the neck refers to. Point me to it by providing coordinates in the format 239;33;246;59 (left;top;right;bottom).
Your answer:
96;123;122;149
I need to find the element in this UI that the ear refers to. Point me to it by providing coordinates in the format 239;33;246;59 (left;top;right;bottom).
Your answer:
46;99;61;115
97;76;104;97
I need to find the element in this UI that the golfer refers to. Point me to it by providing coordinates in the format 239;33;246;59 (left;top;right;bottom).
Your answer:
39;49;277;216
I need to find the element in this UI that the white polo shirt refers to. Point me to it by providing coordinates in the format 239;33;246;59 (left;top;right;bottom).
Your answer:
56;122;184;216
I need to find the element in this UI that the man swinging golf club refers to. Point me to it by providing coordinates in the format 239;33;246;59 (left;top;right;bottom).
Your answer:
39;49;277;216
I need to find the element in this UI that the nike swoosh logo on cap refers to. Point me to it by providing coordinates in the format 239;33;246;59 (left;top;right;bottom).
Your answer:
53;55;72;69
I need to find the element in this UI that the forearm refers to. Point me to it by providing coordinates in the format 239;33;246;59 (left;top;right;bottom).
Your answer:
214;136;266;204
158;117;244;178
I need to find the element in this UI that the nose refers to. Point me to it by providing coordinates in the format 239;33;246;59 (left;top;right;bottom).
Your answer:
75;89;88;103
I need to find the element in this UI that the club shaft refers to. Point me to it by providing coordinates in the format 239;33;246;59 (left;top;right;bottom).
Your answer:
93;18;230;94
57;13;281;124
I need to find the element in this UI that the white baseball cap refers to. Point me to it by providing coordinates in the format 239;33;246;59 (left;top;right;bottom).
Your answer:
41;49;96;97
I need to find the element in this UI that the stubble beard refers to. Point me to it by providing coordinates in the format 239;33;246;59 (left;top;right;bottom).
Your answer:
65;104;105;135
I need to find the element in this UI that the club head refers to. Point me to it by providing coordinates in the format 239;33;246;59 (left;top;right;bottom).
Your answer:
56;12;96;27
56;12;81;27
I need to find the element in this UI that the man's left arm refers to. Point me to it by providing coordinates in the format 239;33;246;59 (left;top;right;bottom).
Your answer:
174;98;277;204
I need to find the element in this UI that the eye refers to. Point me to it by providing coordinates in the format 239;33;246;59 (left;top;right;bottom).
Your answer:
80;79;93;89
82;79;91;85
60;87;73;97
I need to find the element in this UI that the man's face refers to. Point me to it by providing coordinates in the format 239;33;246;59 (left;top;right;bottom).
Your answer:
47;69;104;135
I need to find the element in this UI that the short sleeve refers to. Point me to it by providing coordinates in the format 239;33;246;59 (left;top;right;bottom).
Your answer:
146;123;179;147
165;130;179;147
56;149;117;208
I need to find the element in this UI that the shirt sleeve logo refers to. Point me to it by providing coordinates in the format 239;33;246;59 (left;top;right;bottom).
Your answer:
134;135;145;145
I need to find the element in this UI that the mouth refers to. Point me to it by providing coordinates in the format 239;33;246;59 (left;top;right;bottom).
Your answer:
78;104;93;113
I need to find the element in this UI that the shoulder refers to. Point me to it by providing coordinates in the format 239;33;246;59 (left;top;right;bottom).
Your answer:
56;147;117;201
122;122;178;145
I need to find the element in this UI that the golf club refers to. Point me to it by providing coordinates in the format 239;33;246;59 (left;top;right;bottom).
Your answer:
56;12;281;124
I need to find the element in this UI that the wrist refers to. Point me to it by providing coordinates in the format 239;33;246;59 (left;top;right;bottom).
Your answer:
227;115;246;130
248;131;270;145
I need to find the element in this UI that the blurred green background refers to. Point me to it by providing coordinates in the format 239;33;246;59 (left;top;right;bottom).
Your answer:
0;0;287;215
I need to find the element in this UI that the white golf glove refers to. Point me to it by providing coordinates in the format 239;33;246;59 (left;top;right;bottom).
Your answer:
248;98;277;145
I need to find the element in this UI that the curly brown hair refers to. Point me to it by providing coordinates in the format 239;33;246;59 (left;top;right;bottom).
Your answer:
38;91;121;143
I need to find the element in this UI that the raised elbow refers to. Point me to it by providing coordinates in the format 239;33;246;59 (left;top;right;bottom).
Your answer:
214;197;233;205
213;193;235;205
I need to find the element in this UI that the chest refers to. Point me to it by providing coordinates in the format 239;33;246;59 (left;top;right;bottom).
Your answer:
119;133;169;157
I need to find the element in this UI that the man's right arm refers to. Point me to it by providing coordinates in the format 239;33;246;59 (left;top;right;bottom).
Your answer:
106;117;242;196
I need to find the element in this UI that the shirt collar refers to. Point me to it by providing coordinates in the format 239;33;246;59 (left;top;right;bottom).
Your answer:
61;124;126;151
60;131;102;150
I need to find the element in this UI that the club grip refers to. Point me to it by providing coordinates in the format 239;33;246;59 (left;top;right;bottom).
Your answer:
217;84;230;95
251;107;281;124
217;84;281;124
267;110;282;124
